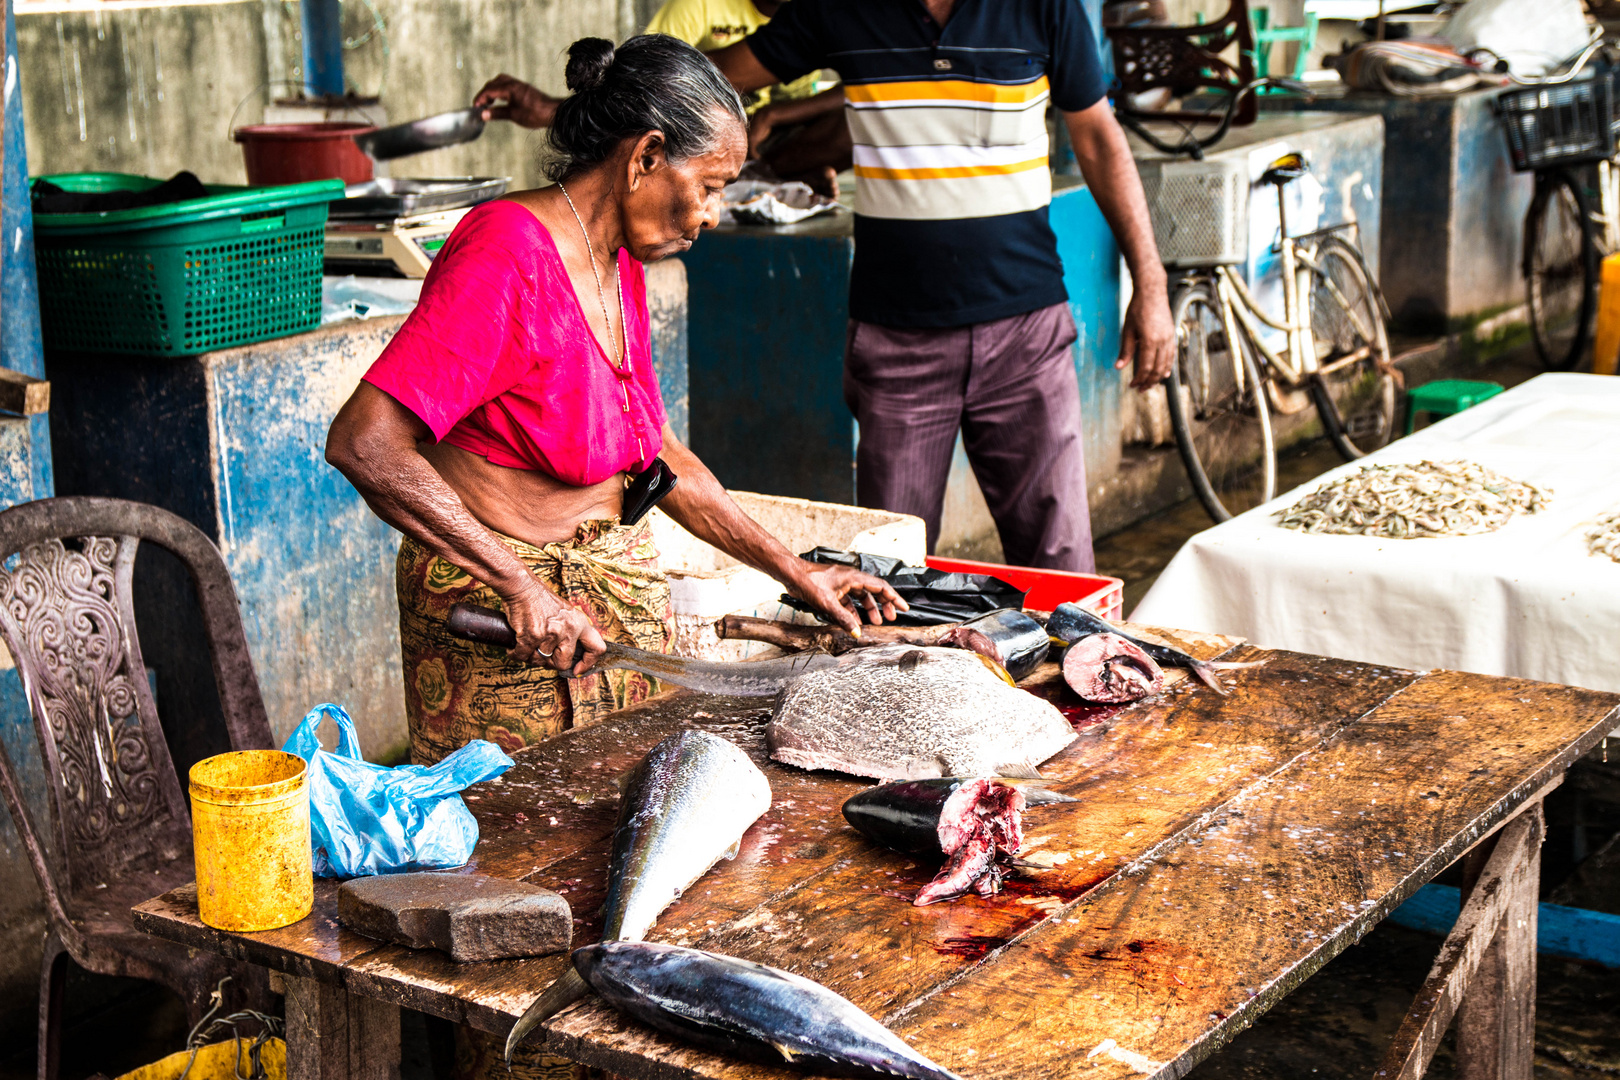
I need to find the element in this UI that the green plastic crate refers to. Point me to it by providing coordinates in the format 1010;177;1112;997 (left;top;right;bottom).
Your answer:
31;173;346;356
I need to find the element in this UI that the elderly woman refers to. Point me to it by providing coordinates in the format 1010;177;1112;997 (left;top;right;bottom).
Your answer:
327;32;902;1080
329;34;902;763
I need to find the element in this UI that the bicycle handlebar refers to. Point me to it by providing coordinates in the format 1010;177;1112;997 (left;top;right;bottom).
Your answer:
1478;26;1608;87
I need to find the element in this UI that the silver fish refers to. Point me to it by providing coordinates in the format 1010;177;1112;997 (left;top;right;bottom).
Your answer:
505;730;771;1061
574;940;963;1080
448;602;839;696
767;645;1077;781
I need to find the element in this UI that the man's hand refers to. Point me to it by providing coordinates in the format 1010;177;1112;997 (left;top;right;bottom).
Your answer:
501;580;607;676
747;105;777;160
1118;283;1176;391
787;562;909;633
473;75;559;129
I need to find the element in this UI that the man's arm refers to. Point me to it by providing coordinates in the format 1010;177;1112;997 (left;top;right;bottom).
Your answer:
1063;99;1175;390
710;40;783;94
748;85;843;157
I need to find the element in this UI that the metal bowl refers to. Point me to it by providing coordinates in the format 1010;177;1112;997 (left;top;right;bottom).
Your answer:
354;108;486;161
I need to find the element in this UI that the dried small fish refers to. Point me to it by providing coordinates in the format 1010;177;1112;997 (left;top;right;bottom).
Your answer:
1584;507;1620;563
1276;460;1549;538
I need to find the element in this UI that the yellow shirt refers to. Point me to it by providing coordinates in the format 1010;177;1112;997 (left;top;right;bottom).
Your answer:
644;0;821;111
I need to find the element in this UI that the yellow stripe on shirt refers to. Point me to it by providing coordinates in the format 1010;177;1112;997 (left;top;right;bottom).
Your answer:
853;157;1050;181
845;76;1050;106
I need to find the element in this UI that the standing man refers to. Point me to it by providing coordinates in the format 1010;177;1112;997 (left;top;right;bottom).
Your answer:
709;0;1174;571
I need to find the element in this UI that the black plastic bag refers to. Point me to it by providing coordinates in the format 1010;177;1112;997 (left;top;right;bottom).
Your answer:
782;547;1026;625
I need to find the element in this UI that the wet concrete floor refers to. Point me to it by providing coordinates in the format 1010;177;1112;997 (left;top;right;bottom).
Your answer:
6;348;1614;1080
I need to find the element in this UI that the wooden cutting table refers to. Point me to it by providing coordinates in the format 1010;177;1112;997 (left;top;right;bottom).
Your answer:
133;630;1619;1080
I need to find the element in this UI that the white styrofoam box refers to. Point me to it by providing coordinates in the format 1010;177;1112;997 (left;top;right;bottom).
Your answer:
647;491;926;661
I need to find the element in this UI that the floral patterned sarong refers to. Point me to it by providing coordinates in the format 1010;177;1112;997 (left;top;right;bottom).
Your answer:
396;519;674;766
398;520;671;1080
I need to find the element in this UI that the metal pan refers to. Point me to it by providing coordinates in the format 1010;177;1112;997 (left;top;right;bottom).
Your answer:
328;177;510;219
354;108;485;161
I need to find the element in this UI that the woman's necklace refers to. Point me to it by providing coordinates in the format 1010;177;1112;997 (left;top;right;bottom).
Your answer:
557;181;628;372
558;182;645;465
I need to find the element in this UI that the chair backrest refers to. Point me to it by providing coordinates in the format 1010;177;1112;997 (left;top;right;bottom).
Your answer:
1108;0;1258;127
0;497;271;916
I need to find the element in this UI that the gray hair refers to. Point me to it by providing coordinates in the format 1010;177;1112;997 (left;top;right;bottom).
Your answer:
547;35;747;182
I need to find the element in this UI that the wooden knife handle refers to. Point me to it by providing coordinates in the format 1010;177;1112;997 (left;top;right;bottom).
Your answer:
447;603;518;649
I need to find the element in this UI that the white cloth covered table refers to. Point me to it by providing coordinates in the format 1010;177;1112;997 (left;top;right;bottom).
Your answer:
1134;373;1620;695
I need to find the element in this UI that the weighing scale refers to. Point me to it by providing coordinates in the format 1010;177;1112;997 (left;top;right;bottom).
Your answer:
324;177;508;278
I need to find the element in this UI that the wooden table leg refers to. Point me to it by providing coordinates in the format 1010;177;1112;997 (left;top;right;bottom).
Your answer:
283;974;402;1080
1455;802;1542;1080
1373;801;1545;1080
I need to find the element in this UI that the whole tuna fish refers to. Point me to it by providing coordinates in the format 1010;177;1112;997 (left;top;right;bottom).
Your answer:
767;645;1076;781
1061;632;1164;703
843;777;1076;905
505;730;771;1061
574;940;963;1080
942;609;1049;681
1047;602;1261;695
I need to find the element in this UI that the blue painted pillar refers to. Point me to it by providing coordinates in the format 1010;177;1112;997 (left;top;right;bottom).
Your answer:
0;0;59;1008
302;0;347;98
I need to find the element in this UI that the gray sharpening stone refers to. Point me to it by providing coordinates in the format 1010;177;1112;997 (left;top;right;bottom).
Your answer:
337;872;572;962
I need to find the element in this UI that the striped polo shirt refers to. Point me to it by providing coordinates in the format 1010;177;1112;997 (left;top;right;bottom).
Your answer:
748;0;1106;328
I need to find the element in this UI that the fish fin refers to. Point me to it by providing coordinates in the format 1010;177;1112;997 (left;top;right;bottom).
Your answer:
1189;662;1231;695
994;762;1043;780
771;1042;799;1063
505;969;589;1064
1208;659;1267;671
612;768;635;795
1004;857;1049;870
721;839;741;860
970;653;1017;686
996;779;1079;805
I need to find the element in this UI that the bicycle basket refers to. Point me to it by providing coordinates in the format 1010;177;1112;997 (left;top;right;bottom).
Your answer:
1495;75;1615;173
1136;157;1249;267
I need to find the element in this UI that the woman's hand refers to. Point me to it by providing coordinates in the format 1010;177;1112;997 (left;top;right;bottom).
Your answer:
473;75;559;129
786;562;909;633
502;580;608;676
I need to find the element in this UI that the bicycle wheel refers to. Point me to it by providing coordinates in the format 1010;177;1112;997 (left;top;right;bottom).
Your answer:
1165;279;1277;522
1525;167;1598;371
1305;235;1397;459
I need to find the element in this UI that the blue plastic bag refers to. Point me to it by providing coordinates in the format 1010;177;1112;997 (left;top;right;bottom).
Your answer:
282;703;515;878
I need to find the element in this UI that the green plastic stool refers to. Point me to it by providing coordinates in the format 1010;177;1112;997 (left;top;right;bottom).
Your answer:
1403;379;1506;435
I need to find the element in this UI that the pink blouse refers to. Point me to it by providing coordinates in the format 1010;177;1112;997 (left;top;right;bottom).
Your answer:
362;199;666;487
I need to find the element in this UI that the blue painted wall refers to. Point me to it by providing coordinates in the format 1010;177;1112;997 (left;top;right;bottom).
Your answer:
0;0;57;1034
1052;179;1123;482
681;217;856;503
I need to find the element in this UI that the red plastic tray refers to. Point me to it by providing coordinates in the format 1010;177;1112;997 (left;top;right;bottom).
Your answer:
924;557;1125;621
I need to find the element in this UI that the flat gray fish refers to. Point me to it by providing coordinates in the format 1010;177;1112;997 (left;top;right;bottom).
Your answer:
506;730;771;1061
767;645;1077;781
574;940;964;1080
448;602;839;696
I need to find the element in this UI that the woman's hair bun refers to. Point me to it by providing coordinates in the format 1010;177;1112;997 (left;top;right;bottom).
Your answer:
564;37;616;93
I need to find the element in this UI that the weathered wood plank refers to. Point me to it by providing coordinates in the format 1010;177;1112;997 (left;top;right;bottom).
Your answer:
1375;804;1544;1080
871;672;1617;1080
1454;806;1541;1080
284;973;401;1080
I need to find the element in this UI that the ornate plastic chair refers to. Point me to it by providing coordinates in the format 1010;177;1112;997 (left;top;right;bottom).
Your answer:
0;497;275;1080
1107;0;1259;156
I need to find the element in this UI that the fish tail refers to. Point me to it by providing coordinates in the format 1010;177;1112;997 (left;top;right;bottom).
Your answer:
505;968;589;1063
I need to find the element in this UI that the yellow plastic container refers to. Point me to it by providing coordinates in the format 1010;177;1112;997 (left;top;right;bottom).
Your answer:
189;750;313;932
116;1037;286;1080
1592;252;1620;375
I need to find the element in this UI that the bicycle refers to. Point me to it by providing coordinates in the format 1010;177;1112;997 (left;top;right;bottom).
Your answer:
1141;82;1396;522
1491;32;1617;371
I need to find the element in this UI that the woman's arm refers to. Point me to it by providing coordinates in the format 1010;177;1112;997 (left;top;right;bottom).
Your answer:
326;383;606;673
656;425;907;632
